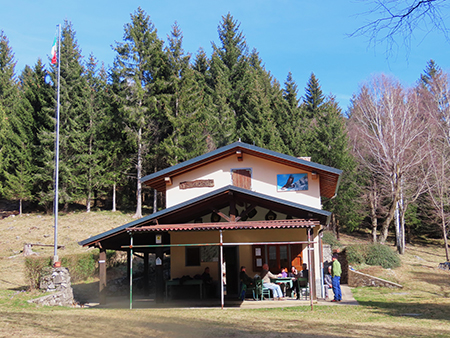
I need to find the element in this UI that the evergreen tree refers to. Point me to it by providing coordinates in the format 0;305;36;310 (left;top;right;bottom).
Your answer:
209;13;250;146
111;7;167;218
161;23;209;165
81;54;110;212
20;60;55;212
0;31;34;213
302;74;361;234
279;72;309;157
303;72;325;119
53;21;90;212
237;49;286;152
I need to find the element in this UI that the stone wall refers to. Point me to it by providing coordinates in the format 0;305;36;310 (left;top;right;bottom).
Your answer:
348;269;403;288
28;267;75;307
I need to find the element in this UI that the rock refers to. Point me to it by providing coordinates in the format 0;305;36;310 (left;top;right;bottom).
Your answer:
29;267;75;307
438;262;450;271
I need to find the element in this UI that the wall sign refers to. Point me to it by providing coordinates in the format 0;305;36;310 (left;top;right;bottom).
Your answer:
179;179;214;189
277;173;308;191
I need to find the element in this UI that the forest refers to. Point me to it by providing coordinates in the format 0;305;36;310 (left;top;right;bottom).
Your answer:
0;7;448;259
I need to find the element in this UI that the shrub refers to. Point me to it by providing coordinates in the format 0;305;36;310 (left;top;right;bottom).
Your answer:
365;243;401;269
346;244;366;265
60;253;97;282
322;230;340;249
346;243;401;269
24;256;52;290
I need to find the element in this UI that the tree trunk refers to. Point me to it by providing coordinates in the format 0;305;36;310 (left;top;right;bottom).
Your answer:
370;190;378;243
442;219;449;262
153;188;157;214
112;181;116;212
379;198;398;243
133;127;143;219
86;190;91;213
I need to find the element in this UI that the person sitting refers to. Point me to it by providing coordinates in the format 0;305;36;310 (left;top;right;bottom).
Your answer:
240;266;255;287
299;263;309;287
260;264;284;300
280;267;288;278
288;266;301;299
324;265;332;299
201;267;214;297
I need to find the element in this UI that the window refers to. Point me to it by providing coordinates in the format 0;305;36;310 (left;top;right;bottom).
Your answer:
231;168;252;190
186;246;219;266
185;247;200;266
252;244;303;272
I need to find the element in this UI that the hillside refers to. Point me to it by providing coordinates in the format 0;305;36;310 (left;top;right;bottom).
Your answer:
0;210;448;301
0;211;135;290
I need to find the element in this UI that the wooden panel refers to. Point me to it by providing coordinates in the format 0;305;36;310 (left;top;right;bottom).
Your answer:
290;244;303;271
232;169;252;190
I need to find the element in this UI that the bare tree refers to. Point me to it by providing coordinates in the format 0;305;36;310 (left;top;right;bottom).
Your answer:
419;65;450;261
349;74;430;253
351;0;450;55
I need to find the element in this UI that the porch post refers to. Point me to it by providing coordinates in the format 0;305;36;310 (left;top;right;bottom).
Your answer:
307;228;314;311
129;234;133;310
99;248;107;305
155;246;164;303
220;230;224;309
143;251;149;296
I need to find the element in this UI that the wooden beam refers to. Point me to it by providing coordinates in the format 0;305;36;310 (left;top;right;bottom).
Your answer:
99;249;107;305
236;150;243;161
212;209;231;222
164;177;172;186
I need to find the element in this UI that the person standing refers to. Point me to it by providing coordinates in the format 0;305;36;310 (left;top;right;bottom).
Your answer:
331;254;342;302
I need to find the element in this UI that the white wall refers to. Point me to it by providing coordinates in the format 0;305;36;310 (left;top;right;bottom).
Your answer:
166;153;321;208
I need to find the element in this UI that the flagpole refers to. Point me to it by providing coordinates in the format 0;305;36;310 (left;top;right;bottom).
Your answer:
53;23;61;265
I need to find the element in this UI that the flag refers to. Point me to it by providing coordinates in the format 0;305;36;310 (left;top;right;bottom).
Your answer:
51;36;57;64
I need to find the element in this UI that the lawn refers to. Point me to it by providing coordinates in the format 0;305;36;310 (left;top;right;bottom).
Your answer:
0;212;449;338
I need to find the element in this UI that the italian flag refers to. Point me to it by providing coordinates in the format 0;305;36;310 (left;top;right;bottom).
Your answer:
51;36;57;64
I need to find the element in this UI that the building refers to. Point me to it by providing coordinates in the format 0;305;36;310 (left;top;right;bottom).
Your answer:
79;141;342;306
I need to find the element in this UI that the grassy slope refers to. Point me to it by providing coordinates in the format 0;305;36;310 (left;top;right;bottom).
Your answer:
0;212;449;338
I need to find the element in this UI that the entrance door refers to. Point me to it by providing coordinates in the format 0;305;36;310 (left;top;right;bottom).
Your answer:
223;246;239;296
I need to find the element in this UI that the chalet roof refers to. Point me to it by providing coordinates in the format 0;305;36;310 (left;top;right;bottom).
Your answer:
141;141;342;199
128;219;320;233
79;185;331;249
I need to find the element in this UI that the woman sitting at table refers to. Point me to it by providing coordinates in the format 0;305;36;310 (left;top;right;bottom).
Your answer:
288;266;301;299
260;264;284;300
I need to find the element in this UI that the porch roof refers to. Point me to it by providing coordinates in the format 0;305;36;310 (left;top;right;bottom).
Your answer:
127;219;320;233
141;141;342;199
79;185;330;249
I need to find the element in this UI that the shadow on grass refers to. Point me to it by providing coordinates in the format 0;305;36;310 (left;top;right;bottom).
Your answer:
358;300;450;321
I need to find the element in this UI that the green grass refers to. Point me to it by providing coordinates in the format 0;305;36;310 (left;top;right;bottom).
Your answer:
1;212;449;337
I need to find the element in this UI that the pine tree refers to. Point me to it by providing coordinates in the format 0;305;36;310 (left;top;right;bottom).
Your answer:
237;49;286;152
161;23;209;165
278;72;309;157
0;31;34;213
209;13;250;146
20;60;55;212
53;21;90;212
302;74;361;234
111;7;167;218
303;72;325;120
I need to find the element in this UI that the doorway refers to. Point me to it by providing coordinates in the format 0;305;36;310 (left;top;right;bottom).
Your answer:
223;246;239;296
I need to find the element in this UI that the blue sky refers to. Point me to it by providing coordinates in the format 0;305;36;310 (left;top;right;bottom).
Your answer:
2;0;449;112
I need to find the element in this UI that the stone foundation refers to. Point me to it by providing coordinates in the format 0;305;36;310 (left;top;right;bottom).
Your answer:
28;267;75;307
348;268;402;288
